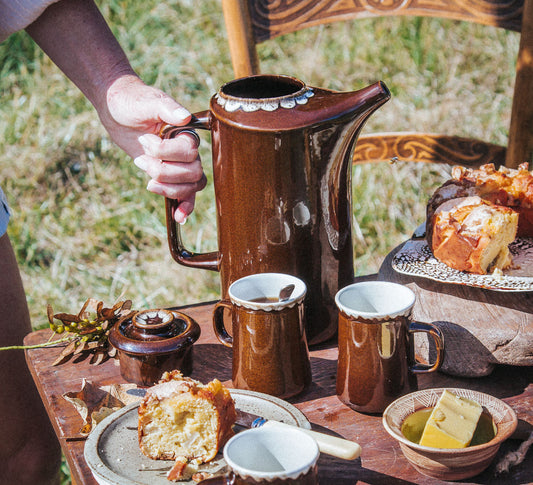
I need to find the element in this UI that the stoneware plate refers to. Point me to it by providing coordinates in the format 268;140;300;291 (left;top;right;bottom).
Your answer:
393;237;533;292
84;389;311;485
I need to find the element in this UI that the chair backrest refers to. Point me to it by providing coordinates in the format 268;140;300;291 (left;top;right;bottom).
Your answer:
221;0;533;168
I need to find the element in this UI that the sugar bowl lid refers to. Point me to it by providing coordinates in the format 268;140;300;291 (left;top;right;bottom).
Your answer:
108;309;201;355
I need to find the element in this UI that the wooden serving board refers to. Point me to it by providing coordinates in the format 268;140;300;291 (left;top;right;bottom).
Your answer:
380;244;533;377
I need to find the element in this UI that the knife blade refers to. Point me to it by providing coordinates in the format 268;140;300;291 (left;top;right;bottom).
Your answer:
235;409;361;461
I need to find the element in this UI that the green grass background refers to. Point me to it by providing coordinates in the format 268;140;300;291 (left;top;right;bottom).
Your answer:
0;1;519;482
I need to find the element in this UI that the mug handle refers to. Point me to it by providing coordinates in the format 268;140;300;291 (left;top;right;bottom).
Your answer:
213;300;233;347
408;321;444;373
162;111;221;271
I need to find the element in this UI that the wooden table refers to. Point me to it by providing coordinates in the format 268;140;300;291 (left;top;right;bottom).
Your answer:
24;249;533;485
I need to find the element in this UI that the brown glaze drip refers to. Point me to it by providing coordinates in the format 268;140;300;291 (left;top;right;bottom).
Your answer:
204;465;318;485
233;465;318;484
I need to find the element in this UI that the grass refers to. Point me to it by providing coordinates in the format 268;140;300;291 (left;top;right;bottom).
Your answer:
0;2;518;483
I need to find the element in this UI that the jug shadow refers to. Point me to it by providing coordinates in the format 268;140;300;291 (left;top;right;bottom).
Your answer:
190;343;233;383
192;338;532;404
317;454;408;485
316;449;533;484
417;346;533;402
416;319;496;377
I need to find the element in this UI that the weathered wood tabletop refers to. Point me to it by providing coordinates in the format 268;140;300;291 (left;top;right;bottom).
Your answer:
24;248;533;485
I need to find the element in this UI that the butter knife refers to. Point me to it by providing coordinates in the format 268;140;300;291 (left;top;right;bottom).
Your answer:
235;409;361;460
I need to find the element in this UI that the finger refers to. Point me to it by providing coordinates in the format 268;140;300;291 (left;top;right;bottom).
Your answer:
155;94;192;127
146;173;207;200
134;155;204;184
173;194;196;224
138;132;199;162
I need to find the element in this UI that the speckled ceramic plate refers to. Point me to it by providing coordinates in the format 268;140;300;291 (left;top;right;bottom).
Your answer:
392;237;533;292
84;389;311;485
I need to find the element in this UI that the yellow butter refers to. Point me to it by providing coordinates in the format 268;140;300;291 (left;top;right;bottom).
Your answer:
419;390;483;448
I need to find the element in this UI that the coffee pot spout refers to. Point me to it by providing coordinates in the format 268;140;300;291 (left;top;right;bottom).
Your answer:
351;80;391;130
305;80;390;177
355;80;391;114
322;80;391;147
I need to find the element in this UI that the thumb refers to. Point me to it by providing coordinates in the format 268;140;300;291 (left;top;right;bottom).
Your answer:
156;94;192;127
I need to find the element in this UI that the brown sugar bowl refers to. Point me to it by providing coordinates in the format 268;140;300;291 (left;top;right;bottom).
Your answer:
108;309;201;386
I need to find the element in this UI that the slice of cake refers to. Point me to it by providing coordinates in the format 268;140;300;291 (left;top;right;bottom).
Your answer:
429;197;519;275
138;370;236;476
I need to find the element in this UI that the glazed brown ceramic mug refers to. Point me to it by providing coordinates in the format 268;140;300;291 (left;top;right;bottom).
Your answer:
335;281;444;414
200;426;320;485
213;273;311;398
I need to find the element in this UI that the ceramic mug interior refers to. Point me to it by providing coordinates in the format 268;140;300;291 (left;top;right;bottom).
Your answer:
223;427;319;483
228;272;307;311
335;281;416;319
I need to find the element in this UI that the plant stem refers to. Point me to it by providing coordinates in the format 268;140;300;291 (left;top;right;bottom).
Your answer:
0;337;74;351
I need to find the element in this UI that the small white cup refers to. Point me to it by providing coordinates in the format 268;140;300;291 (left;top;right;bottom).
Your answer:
223;426;319;484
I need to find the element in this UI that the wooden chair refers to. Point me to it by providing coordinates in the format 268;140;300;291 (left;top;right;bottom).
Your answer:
221;0;533;169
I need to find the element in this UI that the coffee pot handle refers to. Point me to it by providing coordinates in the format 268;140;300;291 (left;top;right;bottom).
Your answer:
162;111;221;271
408;321;445;373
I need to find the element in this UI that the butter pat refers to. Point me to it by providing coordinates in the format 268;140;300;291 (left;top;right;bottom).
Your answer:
419;390;483;448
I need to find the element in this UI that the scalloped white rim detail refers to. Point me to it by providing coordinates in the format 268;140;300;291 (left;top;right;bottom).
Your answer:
228;273;307;311
335;281;415;320
223;426;319;481
216;88;314;112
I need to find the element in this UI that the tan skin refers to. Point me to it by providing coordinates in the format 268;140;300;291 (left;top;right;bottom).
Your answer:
1;0;206;483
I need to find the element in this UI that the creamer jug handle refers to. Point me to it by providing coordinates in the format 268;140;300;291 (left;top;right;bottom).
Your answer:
162;111;221;271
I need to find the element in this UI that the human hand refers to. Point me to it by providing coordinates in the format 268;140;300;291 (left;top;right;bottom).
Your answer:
102;75;206;223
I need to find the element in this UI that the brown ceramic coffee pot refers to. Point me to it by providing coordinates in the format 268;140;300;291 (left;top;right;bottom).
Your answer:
164;75;390;345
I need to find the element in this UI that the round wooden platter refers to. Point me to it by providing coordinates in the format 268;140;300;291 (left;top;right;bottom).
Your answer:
379;244;533;377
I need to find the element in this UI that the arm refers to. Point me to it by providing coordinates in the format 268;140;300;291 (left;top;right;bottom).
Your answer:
25;0;205;222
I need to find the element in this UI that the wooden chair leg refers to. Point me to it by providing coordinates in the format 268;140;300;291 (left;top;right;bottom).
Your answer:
221;0;260;77
506;0;533;167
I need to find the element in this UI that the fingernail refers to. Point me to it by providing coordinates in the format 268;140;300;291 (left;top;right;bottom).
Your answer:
176;207;188;225
173;107;191;121
134;156;148;170
138;134;151;148
138;134;159;156
146;180;158;192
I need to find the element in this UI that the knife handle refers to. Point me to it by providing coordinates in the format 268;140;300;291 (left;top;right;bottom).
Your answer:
261;420;362;460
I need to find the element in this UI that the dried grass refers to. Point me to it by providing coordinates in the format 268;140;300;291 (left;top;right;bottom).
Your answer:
0;1;518;328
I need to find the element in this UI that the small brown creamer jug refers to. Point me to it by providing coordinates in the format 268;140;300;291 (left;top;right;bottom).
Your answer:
164;75;390;345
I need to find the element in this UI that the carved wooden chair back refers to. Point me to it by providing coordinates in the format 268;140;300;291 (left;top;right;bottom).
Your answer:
222;0;533;169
